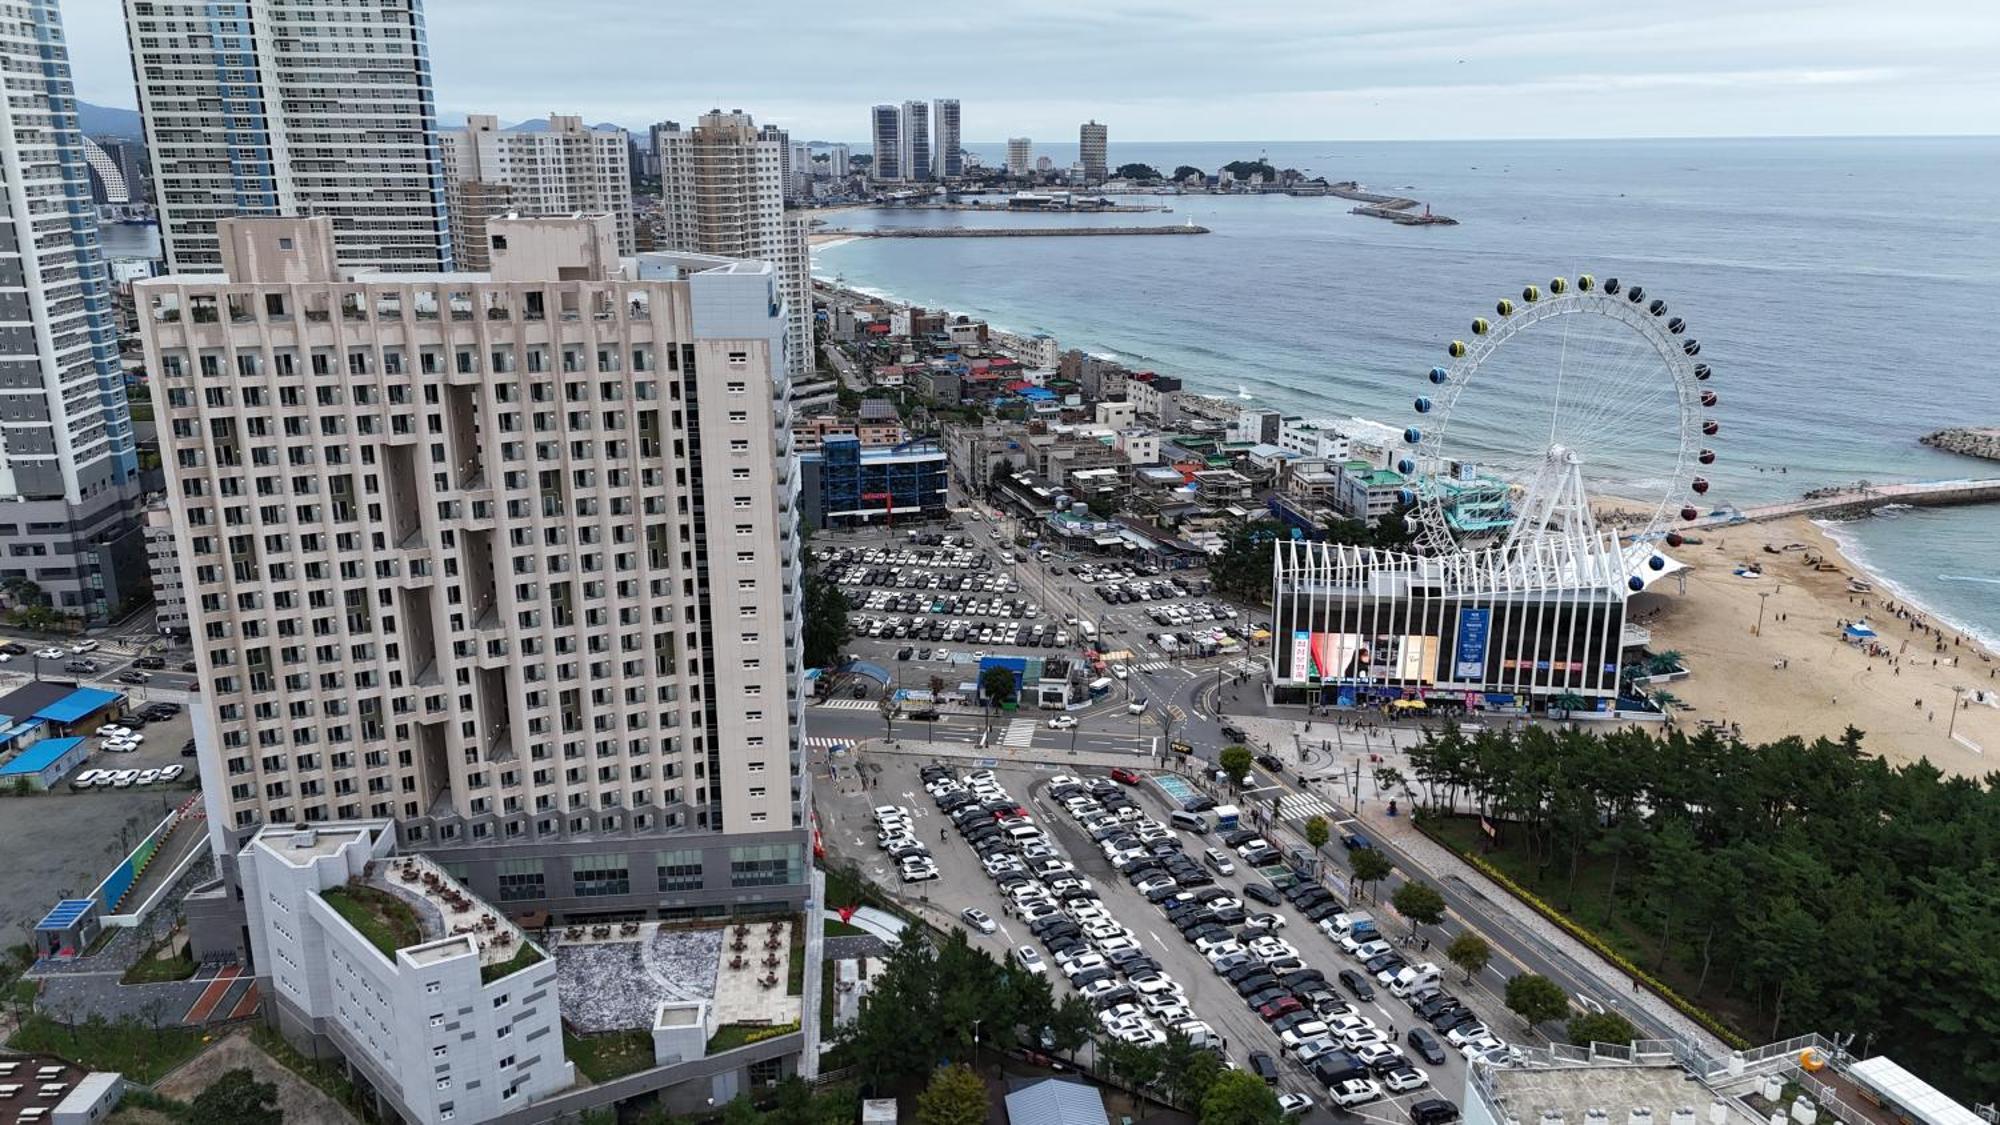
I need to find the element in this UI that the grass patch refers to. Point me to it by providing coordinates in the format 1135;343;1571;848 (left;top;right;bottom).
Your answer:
707;1020;800;1054
321;882;423;959
820;960;837;1039
121;939;197;985
8;1013;203;1082
13;979;38;1006
787;918;806;995
564;1028;656;1083
480;942;545;985
249;1023;360;1110
823;917;867;937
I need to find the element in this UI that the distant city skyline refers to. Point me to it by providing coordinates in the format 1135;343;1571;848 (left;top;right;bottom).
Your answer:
61;0;1998;140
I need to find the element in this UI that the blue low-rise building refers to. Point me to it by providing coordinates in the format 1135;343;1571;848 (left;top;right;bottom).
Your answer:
798;436;948;529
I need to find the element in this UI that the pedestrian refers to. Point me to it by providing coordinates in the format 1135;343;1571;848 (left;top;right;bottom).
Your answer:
1632;976;1640;992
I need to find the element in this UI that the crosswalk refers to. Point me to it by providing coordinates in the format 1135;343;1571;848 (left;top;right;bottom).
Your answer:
1135;660;1172;673
1275;791;1342;822
812;698;880;711
1000;719;1038;748
803;736;849;749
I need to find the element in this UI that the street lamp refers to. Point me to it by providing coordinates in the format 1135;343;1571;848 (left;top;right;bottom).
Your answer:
1754;590;1771;637
1947;685;1968;742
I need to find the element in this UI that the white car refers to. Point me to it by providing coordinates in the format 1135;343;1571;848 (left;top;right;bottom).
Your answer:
1350;939;1393;962
899;860;939;883
35;647;66;660
1328;1079;1384;1109
1460;1037;1509;1064
1111;665;1129;680
1047;715;1077;730
1193;933;1238;955
1016;947;1045;973
111;769;140;788
960;907;997;935
1277;1093;1314;1117
136;768;161;786
1243;912;1286;932
96;724;130;739
158;764;185;782
103;739;139;754
1382;1067;1429;1094
1289;1037;1341;1065
1203;942;1246;965
1445;1022;1493;1049
1233;837;1271;857
1278;1021;1330;1049
1341;1025;1389;1050
1097;935;1141;956
71;640;99;653
1354;1041;1405;1070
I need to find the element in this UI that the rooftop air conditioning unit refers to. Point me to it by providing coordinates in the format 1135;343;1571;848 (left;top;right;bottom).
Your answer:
1631;1107;1656;1125
1671;1106;1698;1125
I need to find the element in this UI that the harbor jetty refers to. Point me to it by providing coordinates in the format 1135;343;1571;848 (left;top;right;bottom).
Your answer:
1920;427;2000;463
1329;181;1458;226
822;224;1208;239
894;201;1171;214
1670;477;2000;531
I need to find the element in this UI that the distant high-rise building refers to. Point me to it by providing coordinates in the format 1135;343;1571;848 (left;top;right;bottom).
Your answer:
934;99;962;180
899;100;932;182
827;144;852;179
123;0;451;273
759;123;793;202
440;114;632;271
1007;138;1033;177
1036;155;1054;172
657;111;814;378
789;142;811;199
81;137;131;205
1080;120;1109;183
95;137;149;205
1;0;144;623
871;104;901;180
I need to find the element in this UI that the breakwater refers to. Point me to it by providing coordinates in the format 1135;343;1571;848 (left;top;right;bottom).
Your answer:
1329;181;1458;225
824;225;1209;239
1920;427;2000;463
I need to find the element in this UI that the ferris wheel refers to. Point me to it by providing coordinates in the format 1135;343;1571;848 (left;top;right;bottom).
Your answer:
1396;275;1718;567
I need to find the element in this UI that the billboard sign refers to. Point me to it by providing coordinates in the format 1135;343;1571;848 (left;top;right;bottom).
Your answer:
1454;608;1491;680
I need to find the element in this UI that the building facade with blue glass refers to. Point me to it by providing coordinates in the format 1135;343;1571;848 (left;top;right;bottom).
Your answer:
0;0;145;621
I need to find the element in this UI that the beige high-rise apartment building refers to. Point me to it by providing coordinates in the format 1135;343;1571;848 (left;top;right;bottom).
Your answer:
1079;120;1108;183
1007;137;1033;177
141;215;809;919
655;111;814;379
123;0;452;273
441;114;634;271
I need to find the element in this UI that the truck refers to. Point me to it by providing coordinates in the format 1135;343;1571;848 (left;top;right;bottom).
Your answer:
1078;621;1098;645
1212;804;1242;832
1087;677;1114;698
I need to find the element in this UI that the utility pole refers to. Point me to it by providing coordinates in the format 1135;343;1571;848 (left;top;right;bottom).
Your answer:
1754;590;1771;637
1948;684;1968;742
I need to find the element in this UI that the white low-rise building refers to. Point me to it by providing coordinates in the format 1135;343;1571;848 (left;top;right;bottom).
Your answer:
241;822;572;1124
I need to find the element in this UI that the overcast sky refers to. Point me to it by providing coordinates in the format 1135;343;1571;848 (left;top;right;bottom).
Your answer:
61;0;1998;142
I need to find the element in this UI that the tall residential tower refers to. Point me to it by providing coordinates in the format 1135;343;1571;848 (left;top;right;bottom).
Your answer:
656;111;814;379
141;215;810;918
934;99;962;180
1079;120;1108;183
122;0;452;273
440;114;633;272
1006;138;1033;177
869;105;901;181
0;0;144;621
898;100;932;182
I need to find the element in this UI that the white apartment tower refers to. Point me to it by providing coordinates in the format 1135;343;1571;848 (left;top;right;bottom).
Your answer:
898;100;932;182
934;99;962;180
869;105;901;181
1006;138;1033;177
440;114;633;272
123;0;452;273
141;216;809;917
0;0;145;622
656;111;814;379
1079;121;1108;183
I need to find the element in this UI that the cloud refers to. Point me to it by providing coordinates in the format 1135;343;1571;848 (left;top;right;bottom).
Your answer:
52;0;2000;141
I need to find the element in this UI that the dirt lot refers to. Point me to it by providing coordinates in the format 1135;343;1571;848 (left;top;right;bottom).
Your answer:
154;1030;356;1123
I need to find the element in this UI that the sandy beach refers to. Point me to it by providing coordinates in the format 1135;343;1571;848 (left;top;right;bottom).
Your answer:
1640;515;2000;776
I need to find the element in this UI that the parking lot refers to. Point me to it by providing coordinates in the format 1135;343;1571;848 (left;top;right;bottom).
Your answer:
823;754;1523;1123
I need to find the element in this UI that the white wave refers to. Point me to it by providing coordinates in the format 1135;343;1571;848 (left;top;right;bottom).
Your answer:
1937;574;2000;587
1814;517;2000;654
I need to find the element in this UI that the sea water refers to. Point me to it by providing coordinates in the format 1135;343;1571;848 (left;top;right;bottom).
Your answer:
815;136;2000;645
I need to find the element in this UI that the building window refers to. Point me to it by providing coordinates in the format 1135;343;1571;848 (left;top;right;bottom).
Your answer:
729;843;802;888
657;848;703;892
496;857;545;902
571;853;630;897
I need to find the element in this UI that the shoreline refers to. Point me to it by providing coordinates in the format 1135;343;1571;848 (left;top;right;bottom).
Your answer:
1642;514;2000;776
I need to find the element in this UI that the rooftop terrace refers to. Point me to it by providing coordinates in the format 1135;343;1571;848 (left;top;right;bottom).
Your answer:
325;853;544;983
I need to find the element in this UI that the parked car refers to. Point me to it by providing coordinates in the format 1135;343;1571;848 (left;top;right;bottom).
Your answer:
1247;1051;1280;1084
1406;1027;1448;1066
960;908;997;935
133;656;167;670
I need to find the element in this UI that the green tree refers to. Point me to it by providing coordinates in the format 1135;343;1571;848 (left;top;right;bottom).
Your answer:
1303;816;1330;851
1504;972;1571;1031
721;1095;763;1125
1085;494;1118;519
802;552;852;669
1199;1069;1282;1125
980;666;1017;727
1209;525;1273;605
189;1068;283;1125
1446;931;1492;982
1046;993;1095;1059
1099;1037;1164;1095
1114;163;1163;181
1348;846;1393;902
1392;879;1447;933
1567;1010;1640;1047
915;1064;987;1125
1172;165;1205;182
1221;159;1277;182
1218;745;1253;786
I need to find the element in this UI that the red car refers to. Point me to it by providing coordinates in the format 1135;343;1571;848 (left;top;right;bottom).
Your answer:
1258;996;1304;1021
1109;767;1143;786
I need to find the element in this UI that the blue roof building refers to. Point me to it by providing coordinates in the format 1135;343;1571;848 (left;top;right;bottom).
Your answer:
798;437;948;530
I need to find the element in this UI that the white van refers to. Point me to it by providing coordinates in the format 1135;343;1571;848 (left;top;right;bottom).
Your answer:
1128;697;1148;715
1388;962;1443;998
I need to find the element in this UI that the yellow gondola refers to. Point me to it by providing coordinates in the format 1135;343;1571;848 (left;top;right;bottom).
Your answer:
1471;317;1490;336
1522;284;1541;302
1448;340;1468;357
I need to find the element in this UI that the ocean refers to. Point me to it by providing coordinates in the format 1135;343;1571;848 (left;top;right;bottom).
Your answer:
814;137;2000;647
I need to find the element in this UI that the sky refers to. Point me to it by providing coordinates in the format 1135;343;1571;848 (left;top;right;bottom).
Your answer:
61;0;1999;143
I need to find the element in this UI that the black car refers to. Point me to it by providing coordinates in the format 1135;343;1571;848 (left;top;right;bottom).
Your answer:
1309;1052;1371;1087
1182;795;1218;812
1071;967;1116;989
1410;1099;1461;1125
1144;884;1182;904
1413;994;1460;1020
1208;905;1247;925
1429;1007;1478;1033
1254;753;1285;774
1242;882;1282;906
1090;985;1138;1010
1224;961;1270;985
1303;901;1346;924
178;659;198;672
1221;828;1260;848
1221;725;1248;743
1339;969;1377;1001
134;655;167;670
180;739;198;758
1233;974;1280;998
1406;1027;1448;1066
1248;1051;1280;1084
1271;1010;1321;1035
1281;969;1326;990
1365;953;1406;978
1243;985;1290;1011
